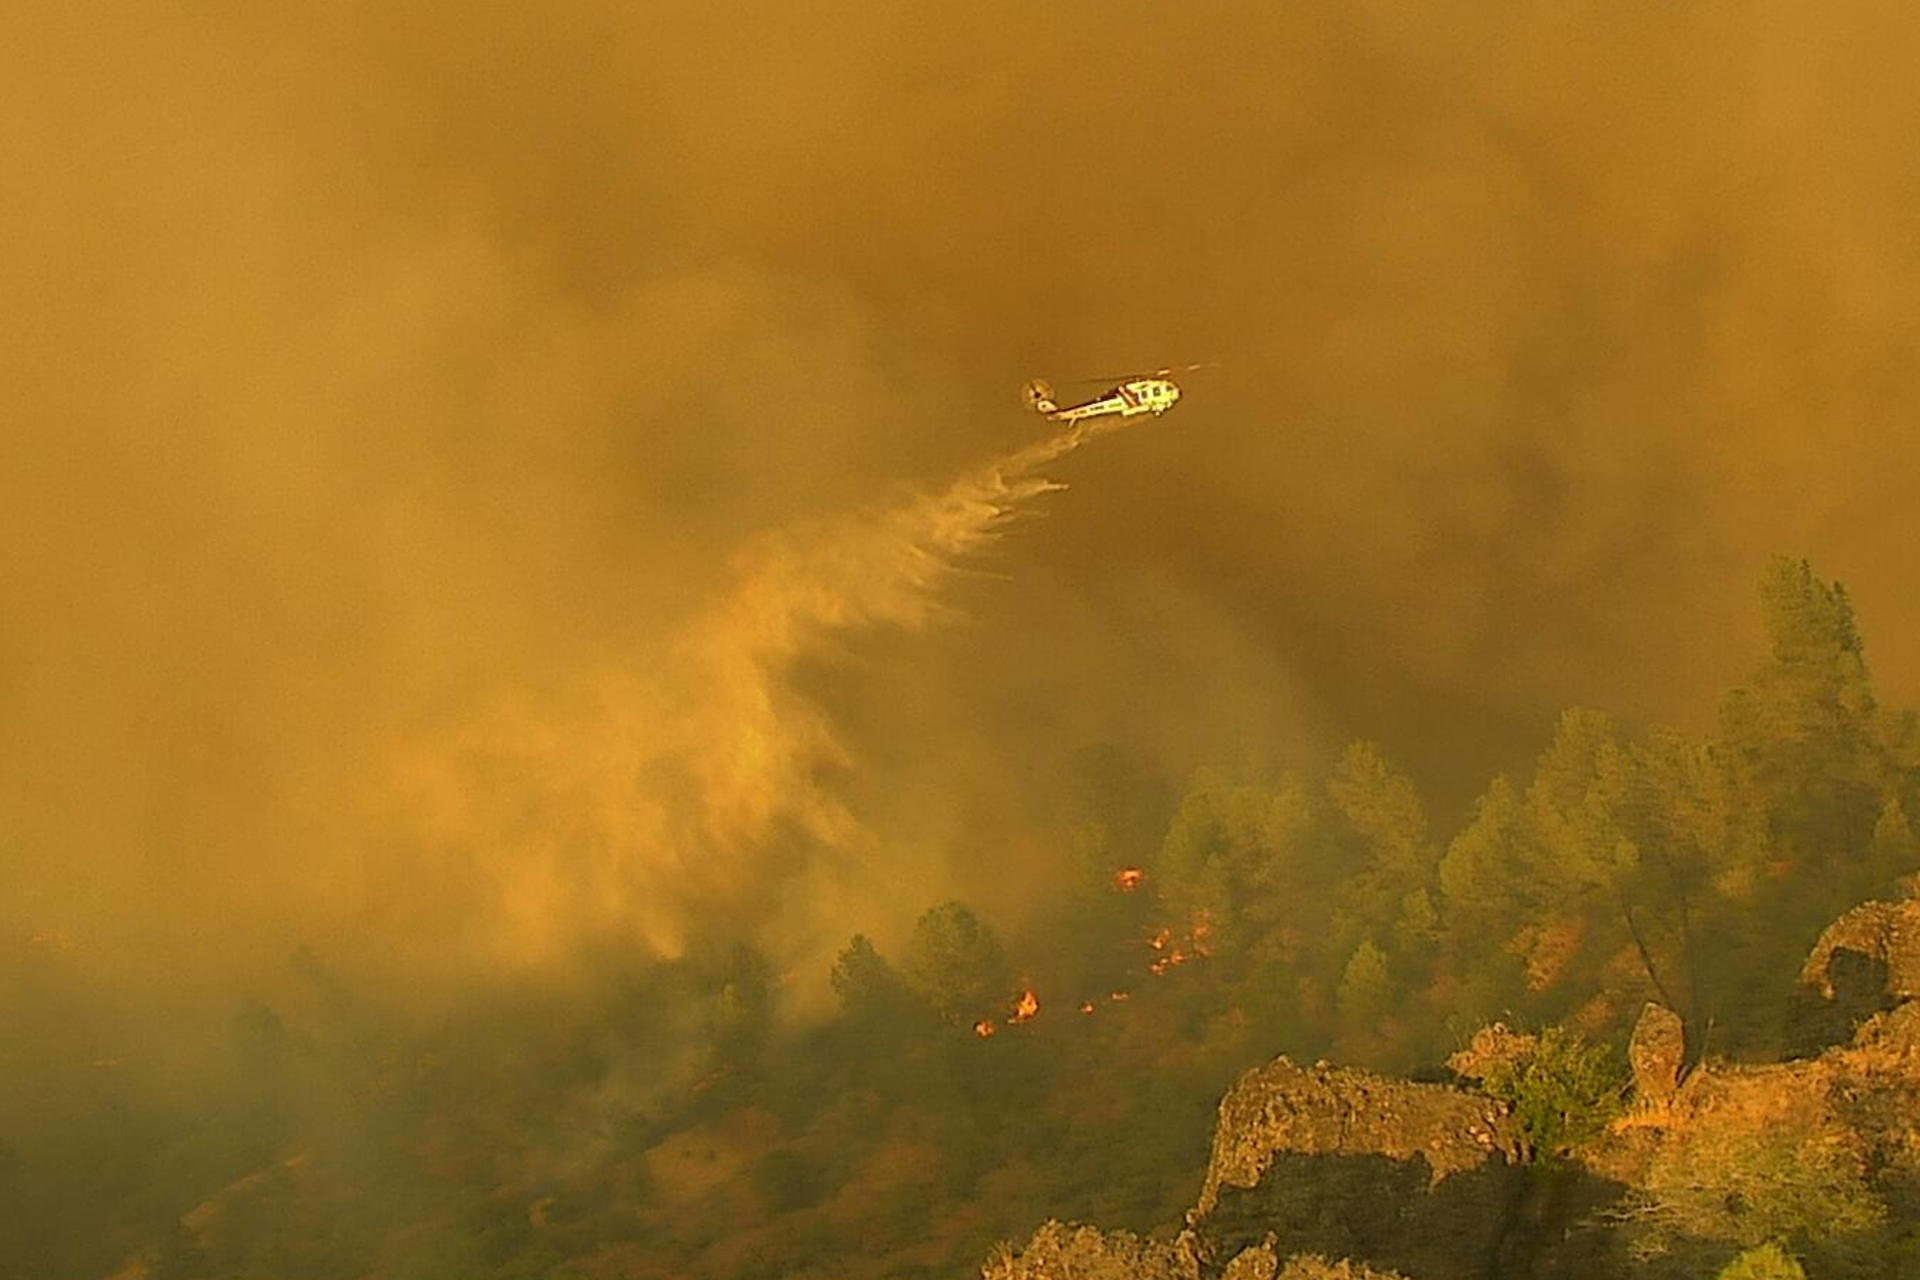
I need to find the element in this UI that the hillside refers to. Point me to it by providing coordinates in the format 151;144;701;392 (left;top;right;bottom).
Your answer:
15;558;1919;1280
984;893;1920;1280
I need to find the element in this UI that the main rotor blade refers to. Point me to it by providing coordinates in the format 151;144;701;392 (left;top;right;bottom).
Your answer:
1057;361;1218;386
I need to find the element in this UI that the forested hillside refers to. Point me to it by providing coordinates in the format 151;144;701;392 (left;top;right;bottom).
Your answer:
6;557;1916;1280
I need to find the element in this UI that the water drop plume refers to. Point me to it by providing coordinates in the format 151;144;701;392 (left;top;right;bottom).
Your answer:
409;412;1141;974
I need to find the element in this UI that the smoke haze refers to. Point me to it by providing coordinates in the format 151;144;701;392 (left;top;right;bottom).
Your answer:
6;0;1920;1057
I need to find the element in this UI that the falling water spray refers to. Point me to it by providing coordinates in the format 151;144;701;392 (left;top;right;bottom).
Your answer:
681;414;1136;862
417;413;1146;971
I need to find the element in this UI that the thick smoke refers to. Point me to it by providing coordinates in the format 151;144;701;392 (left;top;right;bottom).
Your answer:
5;0;1920;1027
382;416;1143;985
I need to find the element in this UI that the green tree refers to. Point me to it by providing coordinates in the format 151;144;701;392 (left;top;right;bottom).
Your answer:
1720;557;1883;880
1716;1243;1808;1280
905;902;1012;1026
830;934;911;1019
1442;709;1759;1044
1437;711;1646;1023
1481;1025;1627;1162
1156;769;1316;964
1335;939;1393;1028
1696;558;1920;1048
1327;742;1436;943
1523;709;1634;908
1615;727;1764;1039
1436;775;1539;1015
1320;743;1440;1059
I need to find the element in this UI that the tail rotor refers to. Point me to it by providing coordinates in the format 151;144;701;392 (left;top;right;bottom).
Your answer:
1022;378;1058;415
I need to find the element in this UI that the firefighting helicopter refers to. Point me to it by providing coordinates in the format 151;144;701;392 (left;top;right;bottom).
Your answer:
1021;363;1213;424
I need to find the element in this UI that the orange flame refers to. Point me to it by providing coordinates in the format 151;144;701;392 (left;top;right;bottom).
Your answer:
1114;867;1145;892
974;1019;997;1038
1079;1001;1095;1015
1148;927;1171;951
1190;910;1214;956
1011;989;1039;1022
1109;991;1130;1001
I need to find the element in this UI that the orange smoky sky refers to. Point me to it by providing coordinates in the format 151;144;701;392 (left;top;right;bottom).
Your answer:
4;0;1920;1008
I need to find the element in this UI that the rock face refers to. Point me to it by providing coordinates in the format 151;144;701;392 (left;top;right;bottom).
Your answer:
1219;1241;1277;1280
986;894;1920;1280
1605;999;1920;1280
1272;1259;1410;1280
1443;1024;1537;1084
1628;1003;1687;1103
1189;1059;1633;1280
979;1221;1202;1280
1801;896;1920;1000
979;1225;1412;1280
1195;1058;1519;1217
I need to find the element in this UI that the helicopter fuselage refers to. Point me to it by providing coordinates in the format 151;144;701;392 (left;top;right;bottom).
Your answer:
1036;377;1181;422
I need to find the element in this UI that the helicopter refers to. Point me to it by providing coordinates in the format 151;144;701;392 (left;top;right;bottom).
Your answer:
1021;364;1211;424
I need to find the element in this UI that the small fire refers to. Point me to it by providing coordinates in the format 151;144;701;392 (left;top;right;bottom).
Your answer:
1109;991;1130;1001
1079;1001;1095;1015
1114;867;1145;892
1011;989;1039;1022
1190;910;1214;956
1144;914;1212;973
974;1019;997;1038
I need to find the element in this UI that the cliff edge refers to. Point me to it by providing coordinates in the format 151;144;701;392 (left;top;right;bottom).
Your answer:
986;892;1920;1280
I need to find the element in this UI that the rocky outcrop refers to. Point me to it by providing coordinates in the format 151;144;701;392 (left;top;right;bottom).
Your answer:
1274;1259;1410;1280
1226;1245;1412;1280
1195;1059;1519;1217
980;1221;1202;1280
980;1224;1410;1280
1443;1024;1536;1084
1801;895;1920;1000
1628;1002;1686;1102
1186;1060;1630;1280
978;1221;1330;1280
1597;999;1920;1279
987;895;1920;1280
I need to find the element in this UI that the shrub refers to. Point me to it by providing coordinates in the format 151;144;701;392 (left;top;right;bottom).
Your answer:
1480;1025;1628;1160
1635;1122;1882;1248
1716;1241;1808;1280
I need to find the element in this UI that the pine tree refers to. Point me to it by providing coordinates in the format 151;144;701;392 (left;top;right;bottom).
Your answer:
905;902;1013;1026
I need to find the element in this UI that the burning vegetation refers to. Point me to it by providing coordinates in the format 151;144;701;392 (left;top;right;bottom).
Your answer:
1143;910;1214;976
23;560;1920;1280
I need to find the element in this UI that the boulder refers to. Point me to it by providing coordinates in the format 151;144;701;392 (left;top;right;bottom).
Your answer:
1444;1022;1538;1083
1629;1003;1686;1102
